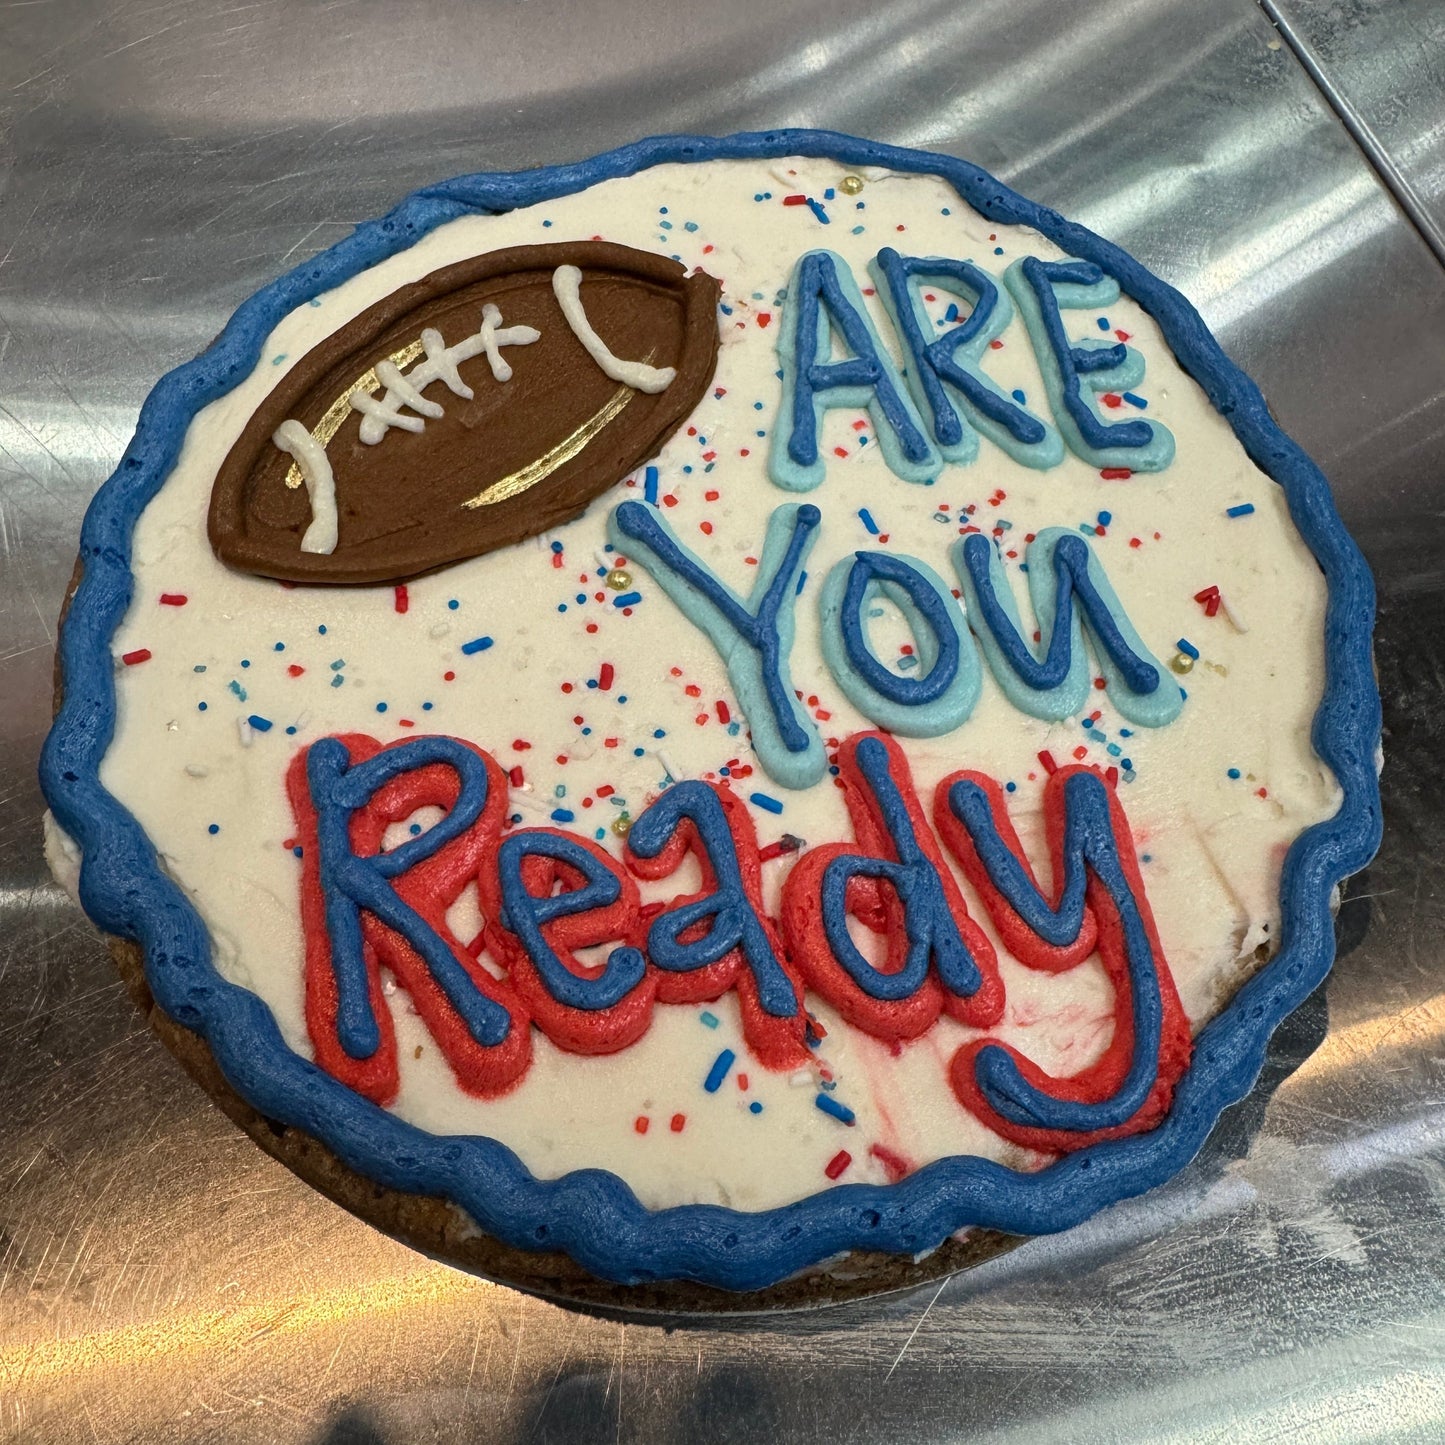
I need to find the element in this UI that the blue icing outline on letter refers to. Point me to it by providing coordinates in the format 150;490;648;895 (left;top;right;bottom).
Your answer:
40;130;1380;1292
627;780;800;1018
770;249;940;491
1005;256;1175;471
820;736;986;1003
869;247;1063;470
949;771;1162;1128
309;735;512;1054
495;830;647;1011
954;527;1182;728
819;550;981;736
610;497;824;789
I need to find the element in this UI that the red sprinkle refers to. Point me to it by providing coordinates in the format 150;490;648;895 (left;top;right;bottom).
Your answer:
1102;393;1123;409
716;700;731;724
1100;468;1133;480
551;551;564;569
1193;585;1221;602
158;593;188;607
508;766;524;787
287;664;305;678
598;662;615;691
737;1073;749;1091
443;670;456;682
634;1116;650;1135
393;584;409;614
511;739;532;751
669;1113;687;1133
824;1150;853;1180
121;648;151;666
1037;750;1058;775
782;194;808;206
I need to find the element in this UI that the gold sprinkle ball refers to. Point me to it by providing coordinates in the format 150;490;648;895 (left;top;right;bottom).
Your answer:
611;815;633;837
839;174;865;195
1170;652;1195;675
606;568;633;591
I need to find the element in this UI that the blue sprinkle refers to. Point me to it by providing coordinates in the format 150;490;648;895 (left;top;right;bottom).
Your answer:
993;246;1004;255
550;808;575;823
317;624;328;634
1107;743;1121;757
795;570;808;596
1097;510;1112;526
576;593;587;604
1119;728;1134;738
208;823;219;834
633;747;645;757
858;508;880;535
823;188;835;200
1012;388;1027;404
193;664;206;673
1097;316;1110;331
1005;780;1017;793
703;1049;736;1093
1176;637;1200;659
613;591;642;608
851;224;865;236
815;1094;856;1126
331;675;344;688
329;659;345;671
684;220;699;232
1226;503;1256;518
461;636;494;655
448;599;460;610
652;728;666;739
1123;391;1147;409
285;725;297;735
700;1010;720;1029
749;1101;763;1115
1228;767;1241;780
1120;757;1133;770
644;465;660;505
375;702;387;713
750;791;784;815
247;714;273;732
550;540;563;554
422;702;433;711
293;846;304;857
409;822;422;836
240;659;250;668
273;642;285;652
943;302;959;322
556;603;568;613
806;198;829;225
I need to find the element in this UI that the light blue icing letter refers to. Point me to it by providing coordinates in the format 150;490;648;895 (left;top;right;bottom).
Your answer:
869;248;1063;470
1004;257;1174;472
819;550;980;736
609;499;826;789
953;527;1182;727
770;249;940;492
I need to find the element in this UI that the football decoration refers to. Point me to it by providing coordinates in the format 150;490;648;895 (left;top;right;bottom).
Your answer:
208;241;721;585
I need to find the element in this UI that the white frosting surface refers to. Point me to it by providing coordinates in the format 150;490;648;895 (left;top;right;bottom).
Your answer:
93;158;1341;1211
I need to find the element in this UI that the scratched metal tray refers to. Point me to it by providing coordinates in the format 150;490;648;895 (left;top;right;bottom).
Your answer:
2;1;1443;1440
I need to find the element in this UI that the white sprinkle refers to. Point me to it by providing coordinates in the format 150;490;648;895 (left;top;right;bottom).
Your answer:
184;764;210;778
428;622;451;640
656;748;685;782
1221;595;1250;634
237;718;254;747
508;789;552;815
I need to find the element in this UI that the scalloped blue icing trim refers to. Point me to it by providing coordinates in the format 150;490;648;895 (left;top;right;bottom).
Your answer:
38;130;1381;1292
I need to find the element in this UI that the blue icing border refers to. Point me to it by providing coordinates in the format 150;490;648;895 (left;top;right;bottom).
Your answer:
38;130;1382;1292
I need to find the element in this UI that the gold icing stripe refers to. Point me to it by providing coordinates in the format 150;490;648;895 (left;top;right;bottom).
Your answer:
283;338;427;489
462;383;635;509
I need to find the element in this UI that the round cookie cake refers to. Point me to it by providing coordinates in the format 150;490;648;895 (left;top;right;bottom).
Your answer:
40;131;1381;1304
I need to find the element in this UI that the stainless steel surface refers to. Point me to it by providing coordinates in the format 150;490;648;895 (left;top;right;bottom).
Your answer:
2;1;1442;1440
1264;0;1445;263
